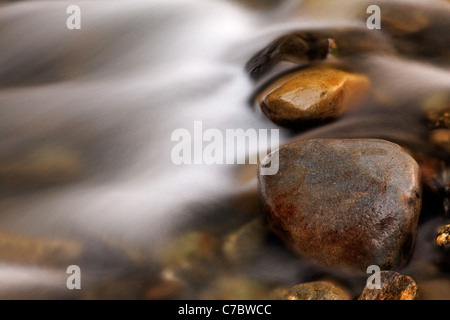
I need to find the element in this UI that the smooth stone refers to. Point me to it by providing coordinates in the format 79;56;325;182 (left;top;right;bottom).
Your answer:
258;139;422;271
258;66;370;127
144;269;187;300
430;129;450;153
156;231;220;281
424;93;450;129
358;271;418;300
223;217;269;266
283;281;351;300
436;224;450;247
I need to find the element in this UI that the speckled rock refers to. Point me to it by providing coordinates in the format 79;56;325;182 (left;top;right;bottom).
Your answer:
258;139;422;271
258;66;370;127
284;281;351;300
358;271;418;300
436;224;450;247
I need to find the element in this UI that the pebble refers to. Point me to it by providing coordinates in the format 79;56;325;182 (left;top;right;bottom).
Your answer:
283;281;351;300
430;129;450;153
436;224;450;247
258;66;370;127
156;231;220;282
144;270;186;300
424;93;450;129
358;271;418;300
222;217;269;266
258;139;422;271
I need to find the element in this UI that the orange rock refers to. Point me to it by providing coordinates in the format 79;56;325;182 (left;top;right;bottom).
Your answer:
259;66;370;127
358;271;418;300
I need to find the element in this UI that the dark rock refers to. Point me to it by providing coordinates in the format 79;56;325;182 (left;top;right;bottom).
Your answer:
258;139;422;271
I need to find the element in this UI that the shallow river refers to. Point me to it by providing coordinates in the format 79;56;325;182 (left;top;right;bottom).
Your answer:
0;0;449;299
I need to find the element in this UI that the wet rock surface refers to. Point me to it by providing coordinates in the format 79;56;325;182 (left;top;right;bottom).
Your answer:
358;271;418;300
436;224;450;247
258;66;370;127
259;139;422;271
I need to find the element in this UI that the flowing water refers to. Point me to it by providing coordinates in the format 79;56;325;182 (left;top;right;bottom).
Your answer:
0;0;449;299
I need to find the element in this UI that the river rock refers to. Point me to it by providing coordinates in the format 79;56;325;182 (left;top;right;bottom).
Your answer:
283;281;351;300
156;231;220;282
258;139;422;271
436;224;450;248
223;217;269;266
424;93;450;129
358;271;418;300
258;66;370;127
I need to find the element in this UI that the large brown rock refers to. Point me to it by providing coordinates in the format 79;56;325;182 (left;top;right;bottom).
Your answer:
258;139;422;271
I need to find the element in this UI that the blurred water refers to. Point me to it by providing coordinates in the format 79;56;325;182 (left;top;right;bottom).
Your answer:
0;0;449;298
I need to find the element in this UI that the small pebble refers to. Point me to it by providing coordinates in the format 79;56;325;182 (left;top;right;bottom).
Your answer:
283;281;351;300
436;224;450;247
223;217;269;266
156;231;220;281
258;66;370;127
358;271;418;300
